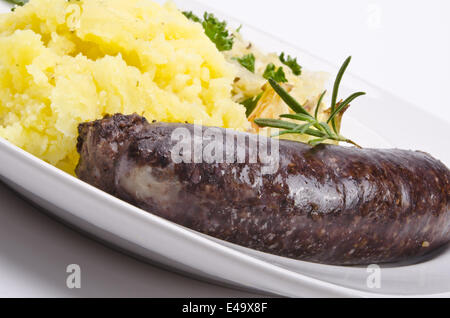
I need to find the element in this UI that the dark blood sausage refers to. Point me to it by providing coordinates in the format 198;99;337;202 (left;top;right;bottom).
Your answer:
76;114;450;265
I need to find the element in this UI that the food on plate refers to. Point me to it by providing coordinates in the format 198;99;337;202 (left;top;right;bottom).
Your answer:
0;0;244;173
76;113;450;265
0;0;329;174
0;0;449;266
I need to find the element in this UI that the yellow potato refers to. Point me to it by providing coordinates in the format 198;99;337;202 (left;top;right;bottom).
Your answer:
0;0;249;174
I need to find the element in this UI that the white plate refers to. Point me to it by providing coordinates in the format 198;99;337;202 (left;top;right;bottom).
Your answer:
0;0;449;298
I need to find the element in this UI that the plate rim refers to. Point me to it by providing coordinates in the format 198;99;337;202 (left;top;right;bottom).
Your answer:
0;0;449;298
1;133;450;298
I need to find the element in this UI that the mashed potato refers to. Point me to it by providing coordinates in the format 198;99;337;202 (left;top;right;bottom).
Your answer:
0;0;249;173
0;0;331;175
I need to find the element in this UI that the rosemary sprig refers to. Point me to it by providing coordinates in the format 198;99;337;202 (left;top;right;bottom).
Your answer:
254;56;366;148
315;90;327;120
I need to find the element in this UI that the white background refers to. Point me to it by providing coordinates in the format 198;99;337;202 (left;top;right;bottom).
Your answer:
198;0;450;122
0;0;449;297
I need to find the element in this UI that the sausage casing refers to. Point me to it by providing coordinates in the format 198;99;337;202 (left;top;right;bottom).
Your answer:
76;114;450;265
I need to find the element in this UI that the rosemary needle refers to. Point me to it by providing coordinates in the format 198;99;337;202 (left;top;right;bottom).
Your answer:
254;57;366;148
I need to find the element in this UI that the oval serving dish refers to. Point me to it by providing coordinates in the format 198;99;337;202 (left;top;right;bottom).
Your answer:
0;0;449;297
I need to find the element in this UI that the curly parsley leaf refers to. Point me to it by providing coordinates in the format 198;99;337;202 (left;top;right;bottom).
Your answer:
182;11;234;52
279;53;302;76
263;63;288;83
182;11;202;23
241;93;263;117
202;13;234;51
233;54;255;73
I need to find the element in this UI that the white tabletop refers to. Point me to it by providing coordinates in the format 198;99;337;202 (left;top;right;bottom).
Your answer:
201;0;450;122
0;181;260;297
0;0;449;297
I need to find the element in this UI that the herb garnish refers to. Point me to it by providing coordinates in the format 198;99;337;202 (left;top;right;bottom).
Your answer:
202;13;234;51
279;53;302;76
254;57;365;147
233;54;255;73
183;11;234;51
6;0;27;7
182;11;201;23
241;93;263;117
263;63;288;83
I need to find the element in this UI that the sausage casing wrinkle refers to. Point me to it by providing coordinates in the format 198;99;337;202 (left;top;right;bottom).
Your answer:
76;114;450;265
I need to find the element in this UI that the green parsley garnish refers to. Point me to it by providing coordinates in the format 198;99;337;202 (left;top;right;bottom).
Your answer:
182;11;201;23
254;57;365;148
6;0;27;6
279;53;302;76
263;63;288;83
202;13;234;51
183;11;234;52
233;54;256;73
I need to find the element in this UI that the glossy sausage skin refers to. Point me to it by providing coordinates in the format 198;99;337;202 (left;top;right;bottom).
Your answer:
76;114;450;265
